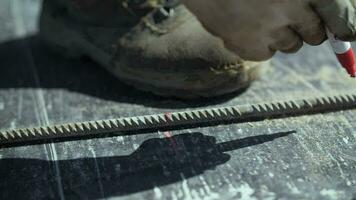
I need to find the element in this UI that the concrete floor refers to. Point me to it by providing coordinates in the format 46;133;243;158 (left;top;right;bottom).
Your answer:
0;0;356;199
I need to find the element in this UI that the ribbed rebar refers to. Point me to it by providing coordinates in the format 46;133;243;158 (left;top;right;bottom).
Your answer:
1;94;356;146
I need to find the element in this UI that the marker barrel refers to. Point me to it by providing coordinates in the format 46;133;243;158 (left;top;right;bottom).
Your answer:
326;30;356;77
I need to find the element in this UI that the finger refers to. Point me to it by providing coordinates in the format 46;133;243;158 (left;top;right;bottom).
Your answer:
292;23;326;46
224;38;276;61
311;0;356;41
291;5;327;45
269;28;303;54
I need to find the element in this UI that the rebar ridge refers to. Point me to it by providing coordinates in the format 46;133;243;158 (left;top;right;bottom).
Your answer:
1;94;356;145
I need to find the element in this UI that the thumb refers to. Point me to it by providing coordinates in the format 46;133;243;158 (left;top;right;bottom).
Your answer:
312;0;356;41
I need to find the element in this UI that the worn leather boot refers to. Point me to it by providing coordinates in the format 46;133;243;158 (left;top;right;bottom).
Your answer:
40;0;269;99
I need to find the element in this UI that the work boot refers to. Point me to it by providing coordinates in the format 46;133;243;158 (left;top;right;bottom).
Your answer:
39;0;269;99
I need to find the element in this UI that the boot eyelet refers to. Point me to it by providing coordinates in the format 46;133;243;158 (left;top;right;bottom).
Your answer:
153;7;174;23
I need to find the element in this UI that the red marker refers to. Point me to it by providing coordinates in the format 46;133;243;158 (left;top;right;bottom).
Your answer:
326;29;356;77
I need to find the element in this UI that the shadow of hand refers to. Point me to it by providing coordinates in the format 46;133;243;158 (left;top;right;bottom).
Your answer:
0;131;294;199
93;133;230;198
0;132;231;199
122;132;230;174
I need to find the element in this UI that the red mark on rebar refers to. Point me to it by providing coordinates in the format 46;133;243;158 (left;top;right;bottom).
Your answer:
164;112;173;121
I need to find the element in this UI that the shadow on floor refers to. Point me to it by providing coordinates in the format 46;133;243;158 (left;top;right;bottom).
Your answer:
0;131;294;199
0;35;249;109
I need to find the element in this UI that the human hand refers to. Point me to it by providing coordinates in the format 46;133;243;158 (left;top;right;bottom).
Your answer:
182;0;356;61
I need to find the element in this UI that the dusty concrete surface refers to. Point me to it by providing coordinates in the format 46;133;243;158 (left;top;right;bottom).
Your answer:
0;0;355;199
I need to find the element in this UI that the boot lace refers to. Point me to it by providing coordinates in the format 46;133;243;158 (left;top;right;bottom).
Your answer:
123;0;179;16
122;0;180;33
